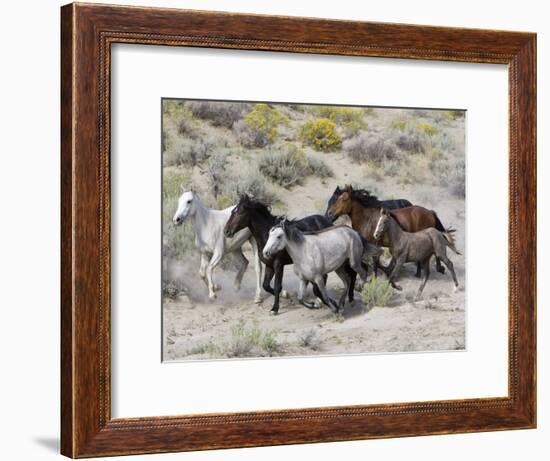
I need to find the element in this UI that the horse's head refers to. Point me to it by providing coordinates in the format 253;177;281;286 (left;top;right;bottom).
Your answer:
326;185;353;220
263;222;287;258
373;208;391;241
325;186;342;221
173;189;197;225
224;194;251;238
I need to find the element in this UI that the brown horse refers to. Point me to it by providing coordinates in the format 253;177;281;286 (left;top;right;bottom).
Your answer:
373;208;460;299
326;185;452;275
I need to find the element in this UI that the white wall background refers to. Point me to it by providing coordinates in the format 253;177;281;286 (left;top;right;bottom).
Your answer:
0;1;546;460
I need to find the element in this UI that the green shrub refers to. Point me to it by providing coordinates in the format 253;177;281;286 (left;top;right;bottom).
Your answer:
233;119;269;148
361;277;393;307
298;118;342;151
163;171;190;201
226;320;282;358
163;100;187;116
187;341;221;356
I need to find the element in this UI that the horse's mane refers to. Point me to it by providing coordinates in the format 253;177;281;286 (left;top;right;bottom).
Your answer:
349;188;383;208
240;196;274;218
277;220;305;244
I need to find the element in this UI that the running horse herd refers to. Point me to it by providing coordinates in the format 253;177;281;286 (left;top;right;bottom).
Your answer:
172;184;461;315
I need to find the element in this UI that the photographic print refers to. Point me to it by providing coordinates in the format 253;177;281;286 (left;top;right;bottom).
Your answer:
162;99;466;361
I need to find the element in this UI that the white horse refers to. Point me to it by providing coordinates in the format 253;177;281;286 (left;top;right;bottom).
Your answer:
173;189;262;302
263;219;381;313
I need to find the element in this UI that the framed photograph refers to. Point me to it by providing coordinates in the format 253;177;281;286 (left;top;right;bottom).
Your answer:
61;3;536;458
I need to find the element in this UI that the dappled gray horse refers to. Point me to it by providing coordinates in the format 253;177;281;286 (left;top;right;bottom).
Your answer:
173;189;262;302
373;207;460;300
263;220;381;313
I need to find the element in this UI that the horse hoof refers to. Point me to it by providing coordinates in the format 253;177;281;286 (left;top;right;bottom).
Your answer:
313;299;322;309
438;268;446;274
254;296;263;304
415;273;421;278
209;293;217;301
213;284;221;292
270;309;278;316
234;283;241;291
453;285;460;293
394;284;403;291
281;290;289;299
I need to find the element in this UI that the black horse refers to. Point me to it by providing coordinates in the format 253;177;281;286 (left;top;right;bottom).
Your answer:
325;186;412;220
224;195;357;315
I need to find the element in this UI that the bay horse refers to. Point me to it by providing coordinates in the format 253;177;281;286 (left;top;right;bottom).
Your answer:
326;185;452;276
172;189;262;302
263;219;382;313
224;194;357;314
325;185;412;218
373;208;460;299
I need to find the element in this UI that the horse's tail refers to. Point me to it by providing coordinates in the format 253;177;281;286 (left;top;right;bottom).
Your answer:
360;236;383;259
433;211;447;232
442;231;461;255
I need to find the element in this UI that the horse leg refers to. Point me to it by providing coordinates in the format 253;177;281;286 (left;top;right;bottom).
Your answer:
262;265;276;296
350;248;368;284
206;248;223;300
314;275;339;313
270;262;284;315
345;262;357;303
335;266;352;310
415;258;431;300
251;239;263;303
415;262;422;278
233;250;248;291
439;254;459;292
199;252;209;287
298;279;316;309
387;256;406;291
435;256;446;274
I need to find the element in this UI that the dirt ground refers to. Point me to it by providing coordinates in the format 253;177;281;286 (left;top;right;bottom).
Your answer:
163;147;466;361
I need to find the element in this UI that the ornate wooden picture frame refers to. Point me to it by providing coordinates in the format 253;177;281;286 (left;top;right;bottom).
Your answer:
61;2;536;457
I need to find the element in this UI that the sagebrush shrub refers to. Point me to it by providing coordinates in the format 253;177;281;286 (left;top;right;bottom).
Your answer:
163;138;213;167
224;164;278;205
298;118;342;151
232;119;269;148
394;132;427;154
258;144;333;188
258;145;308;188
343;134;397;163
446;159;466;198
186;101;250;128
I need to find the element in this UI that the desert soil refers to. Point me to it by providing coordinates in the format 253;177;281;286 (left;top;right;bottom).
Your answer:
163;148;466;361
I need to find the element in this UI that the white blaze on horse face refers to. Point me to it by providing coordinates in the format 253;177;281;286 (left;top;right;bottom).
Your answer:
373;213;387;240
263;227;286;258
173;191;195;225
